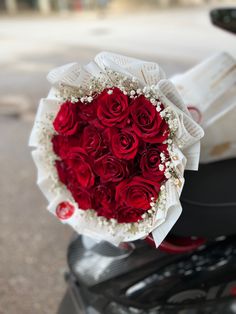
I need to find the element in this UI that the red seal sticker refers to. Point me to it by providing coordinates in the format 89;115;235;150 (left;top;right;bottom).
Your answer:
56;201;75;220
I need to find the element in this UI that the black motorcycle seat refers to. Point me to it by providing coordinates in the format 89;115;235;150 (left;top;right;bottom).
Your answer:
172;158;236;238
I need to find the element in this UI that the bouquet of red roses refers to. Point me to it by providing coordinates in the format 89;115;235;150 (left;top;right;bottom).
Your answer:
29;52;204;246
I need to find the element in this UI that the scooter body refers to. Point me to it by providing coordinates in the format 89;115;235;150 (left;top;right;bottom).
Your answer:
58;234;236;314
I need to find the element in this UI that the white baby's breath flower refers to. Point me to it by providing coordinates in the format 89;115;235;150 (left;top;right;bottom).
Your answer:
160;111;166;118
160;185;166;191
150;98;156;104
174;178;180;185
159;164;164;171
165;171;171;179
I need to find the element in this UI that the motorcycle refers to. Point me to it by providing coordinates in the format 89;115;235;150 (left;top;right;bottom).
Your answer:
57;8;236;314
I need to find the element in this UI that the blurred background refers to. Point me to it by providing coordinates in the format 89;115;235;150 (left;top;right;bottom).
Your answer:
0;1;235;314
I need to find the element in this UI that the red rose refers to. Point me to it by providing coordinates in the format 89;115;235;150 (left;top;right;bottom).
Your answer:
55;160;68;185
69;185;93;210
66;147;95;188
94;154;129;183
80;125;107;158
78;98;98;122
53;101;80;136
96;207;115;219
107;128;139;160
97;88;129;127
130;95;169;143
140;144;168;181
115;204;145;223
52;135;81;159
93;184;115;219
116;176;160;210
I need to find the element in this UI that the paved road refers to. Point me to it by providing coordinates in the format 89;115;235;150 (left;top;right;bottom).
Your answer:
0;7;235;66
0;116;72;314
0;8;234;314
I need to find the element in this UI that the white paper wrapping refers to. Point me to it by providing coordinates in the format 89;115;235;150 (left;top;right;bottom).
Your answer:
172;52;236;163
29;51;204;247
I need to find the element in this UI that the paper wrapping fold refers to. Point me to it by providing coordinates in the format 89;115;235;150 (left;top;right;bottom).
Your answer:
172;52;236;163
29;51;204;246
